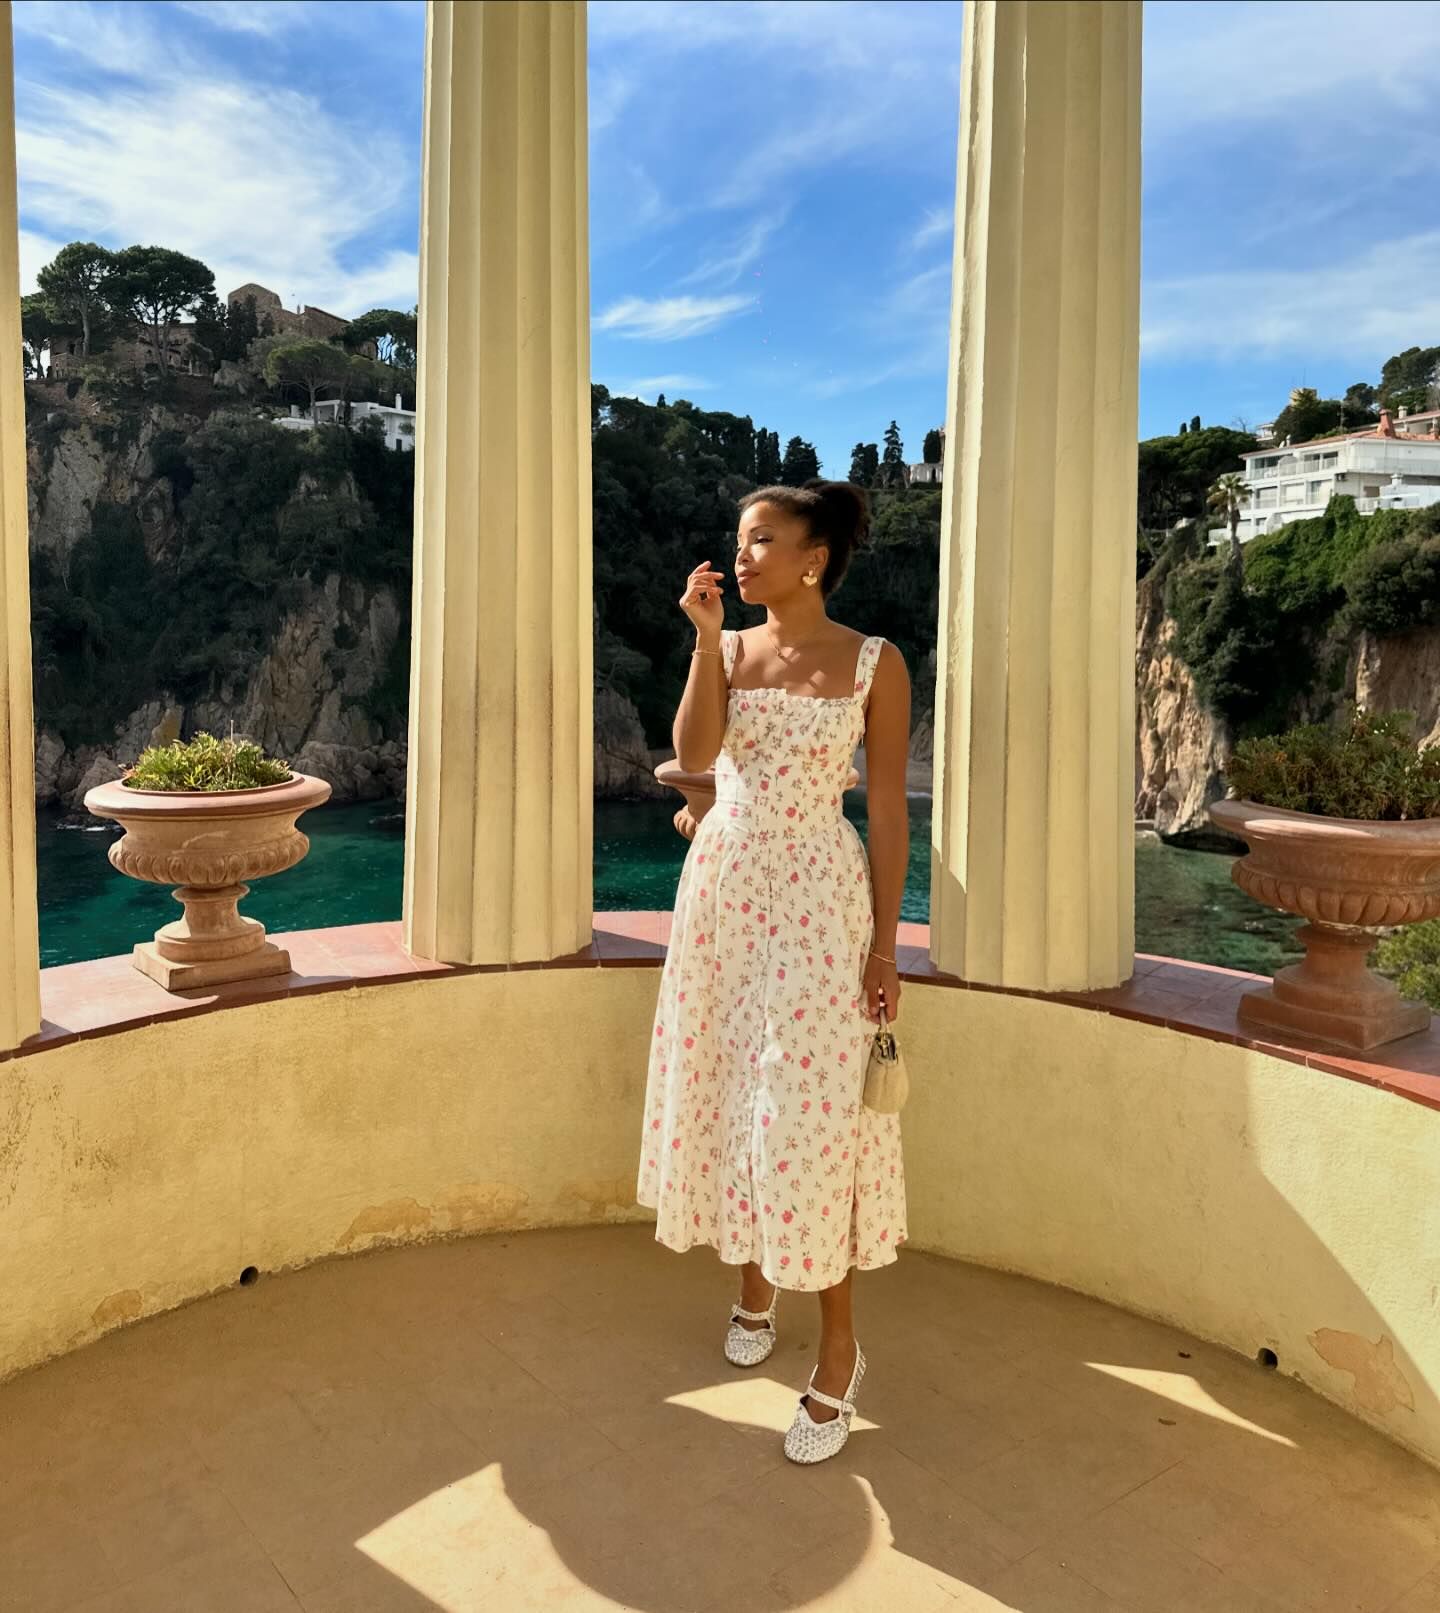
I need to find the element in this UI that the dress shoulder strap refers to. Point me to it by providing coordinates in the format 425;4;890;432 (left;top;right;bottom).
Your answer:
720;628;738;684
855;635;884;706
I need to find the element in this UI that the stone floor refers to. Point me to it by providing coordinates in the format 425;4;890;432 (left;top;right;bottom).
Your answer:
3;1225;1439;1613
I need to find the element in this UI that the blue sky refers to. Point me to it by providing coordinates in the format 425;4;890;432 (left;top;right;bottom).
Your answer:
14;0;1440;475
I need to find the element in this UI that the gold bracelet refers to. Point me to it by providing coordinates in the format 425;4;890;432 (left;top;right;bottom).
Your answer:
869;948;896;964
692;647;722;658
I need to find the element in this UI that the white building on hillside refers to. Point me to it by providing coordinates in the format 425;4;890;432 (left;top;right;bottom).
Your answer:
1210;408;1440;546
274;393;416;452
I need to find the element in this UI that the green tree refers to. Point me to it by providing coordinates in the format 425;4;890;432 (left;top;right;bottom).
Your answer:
754;428;782;483
1206;472;1247;568
880;419;906;488
1379;345;1440;414
1136;426;1255;531
922;428;943;464
848;442;879;485
1190;414;1201;433
1342;381;1378;419
1269;387;1342;446
104;245;215;371
342;307;418;379
779;436;820;485
262;336;353;418
20;292;78;378
36;241;114;358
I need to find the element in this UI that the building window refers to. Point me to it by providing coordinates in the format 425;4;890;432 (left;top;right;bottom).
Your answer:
1307;480;1327;501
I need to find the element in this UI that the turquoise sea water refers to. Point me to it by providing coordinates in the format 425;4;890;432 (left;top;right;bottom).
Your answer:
37;796;1304;974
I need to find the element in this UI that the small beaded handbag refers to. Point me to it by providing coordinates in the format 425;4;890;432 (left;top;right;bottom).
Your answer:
862;1002;910;1114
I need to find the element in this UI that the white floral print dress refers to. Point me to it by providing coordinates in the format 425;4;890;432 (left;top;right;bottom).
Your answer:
636;630;908;1292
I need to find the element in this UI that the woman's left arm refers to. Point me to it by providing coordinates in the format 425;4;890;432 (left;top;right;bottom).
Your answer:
860;642;912;1023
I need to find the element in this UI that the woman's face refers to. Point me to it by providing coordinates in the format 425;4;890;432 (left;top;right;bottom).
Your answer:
733;501;825;603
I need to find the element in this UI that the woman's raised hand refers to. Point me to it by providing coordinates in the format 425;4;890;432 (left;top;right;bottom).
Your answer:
679;558;725;635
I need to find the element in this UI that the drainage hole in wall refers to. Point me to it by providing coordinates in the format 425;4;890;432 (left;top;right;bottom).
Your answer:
1256;1347;1278;1370
238;1267;260;1287
1177;1350;1191;1359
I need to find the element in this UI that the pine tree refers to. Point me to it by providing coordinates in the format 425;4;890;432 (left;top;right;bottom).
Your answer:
922;428;944;464
849;442;879;485
780;436;820;485
880;420;906;488
754;428;783;484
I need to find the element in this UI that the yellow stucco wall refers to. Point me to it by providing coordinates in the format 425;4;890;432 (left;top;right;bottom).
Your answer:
3;967;1437;1470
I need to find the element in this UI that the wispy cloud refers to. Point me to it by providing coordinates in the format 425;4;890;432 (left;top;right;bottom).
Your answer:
12;3;419;316
628;373;710;391
905;206;951;255
1142;230;1440;363
1144;0;1440;144
175;1;313;37
680;211;786;289
595;293;757;340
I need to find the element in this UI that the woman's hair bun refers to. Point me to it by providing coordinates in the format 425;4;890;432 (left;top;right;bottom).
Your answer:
802;477;872;552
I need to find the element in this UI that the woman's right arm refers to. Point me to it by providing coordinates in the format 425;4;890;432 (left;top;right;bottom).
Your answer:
673;559;728;772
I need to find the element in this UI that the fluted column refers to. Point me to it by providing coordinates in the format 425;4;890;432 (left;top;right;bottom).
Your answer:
0;6;39;1046
931;0;1141;991
404;0;593;965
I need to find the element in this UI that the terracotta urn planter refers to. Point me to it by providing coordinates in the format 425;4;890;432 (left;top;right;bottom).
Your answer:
84;772;332;990
1208;797;1440;1051
654;759;860;837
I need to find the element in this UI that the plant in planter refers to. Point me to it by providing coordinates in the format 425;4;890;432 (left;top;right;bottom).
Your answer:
84;732;332;990
1208;709;1440;1050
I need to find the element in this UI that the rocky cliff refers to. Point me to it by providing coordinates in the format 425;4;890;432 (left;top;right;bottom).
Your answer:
27;384;411;814
1134;566;1440;838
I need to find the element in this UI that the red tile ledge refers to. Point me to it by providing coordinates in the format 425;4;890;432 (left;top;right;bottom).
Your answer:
12;918;1440;1114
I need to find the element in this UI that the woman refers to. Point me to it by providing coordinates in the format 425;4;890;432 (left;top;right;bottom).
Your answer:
635;477;910;1465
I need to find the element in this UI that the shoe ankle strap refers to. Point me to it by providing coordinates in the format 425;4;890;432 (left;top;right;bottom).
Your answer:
731;1302;775;1323
803;1379;854;1416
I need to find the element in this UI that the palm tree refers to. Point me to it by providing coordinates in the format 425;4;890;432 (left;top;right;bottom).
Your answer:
1207;473;1247;567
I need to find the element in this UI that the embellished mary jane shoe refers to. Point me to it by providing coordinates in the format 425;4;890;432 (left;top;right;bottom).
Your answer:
783;1342;867;1464
724;1290;779;1367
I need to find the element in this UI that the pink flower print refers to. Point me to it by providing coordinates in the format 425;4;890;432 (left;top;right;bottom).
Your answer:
693;1212;701;1226
803;1257;814;1273
793;1009;806;1021
769;924;780;936
821;1100;832;1115
800;1056;811;1069
780;1255;791;1268
824;954;834;968
777;1159;791;1173
764;1203;773;1214
739;1200;749;1213
801;1100;811;1112
741;901;751;913
651;1118;661;1130
880;1229;889;1241
683;1036;694;1049
778;765;791;776
821;1204;830;1217
726;1186;735;1199
782;1209;794;1223
789;873;800;884
785;806;797;818
799;914;810;928
777;966;786;980
761;1113;771;1128
671;1138;682;1149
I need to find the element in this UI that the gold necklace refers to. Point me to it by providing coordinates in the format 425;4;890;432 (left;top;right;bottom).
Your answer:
764;622;831;658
